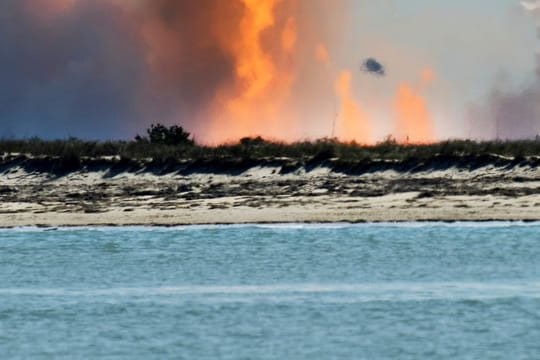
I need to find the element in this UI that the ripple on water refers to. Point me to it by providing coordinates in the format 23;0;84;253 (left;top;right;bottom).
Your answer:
1;224;540;359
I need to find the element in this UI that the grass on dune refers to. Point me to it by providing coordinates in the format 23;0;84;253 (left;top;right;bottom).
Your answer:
1;136;540;164
1;123;539;164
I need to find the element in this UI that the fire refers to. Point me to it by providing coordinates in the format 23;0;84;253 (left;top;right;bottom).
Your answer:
335;70;371;143
233;0;278;99
23;0;440;145
394;74;435;144
206;0;297;143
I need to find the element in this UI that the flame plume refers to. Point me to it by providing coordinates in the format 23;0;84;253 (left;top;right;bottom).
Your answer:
335;70;372;143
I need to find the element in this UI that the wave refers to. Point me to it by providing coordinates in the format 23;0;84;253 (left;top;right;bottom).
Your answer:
2;221;540;233
2;282;540;303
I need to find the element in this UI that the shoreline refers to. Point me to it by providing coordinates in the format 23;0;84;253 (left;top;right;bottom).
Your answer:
2;155;540;228
2;219;540;230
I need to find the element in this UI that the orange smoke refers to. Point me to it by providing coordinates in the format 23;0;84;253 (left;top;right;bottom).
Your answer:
315;43;330;65
281;17;298;54
335;70;371;143
394;71;436;144
421;68;436;85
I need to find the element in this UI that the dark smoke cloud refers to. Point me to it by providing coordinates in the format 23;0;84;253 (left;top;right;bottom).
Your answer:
139;0;240;121
362;58;386;77
0;0;267;139
0;0;150;139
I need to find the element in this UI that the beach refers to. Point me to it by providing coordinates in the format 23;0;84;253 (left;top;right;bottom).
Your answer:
1;155;540;227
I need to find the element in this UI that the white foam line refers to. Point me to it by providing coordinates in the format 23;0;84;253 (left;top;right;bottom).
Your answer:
1;282;540;302
2;221;540;233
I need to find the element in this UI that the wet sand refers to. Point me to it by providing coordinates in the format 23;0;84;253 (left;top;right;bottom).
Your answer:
1;155;540;227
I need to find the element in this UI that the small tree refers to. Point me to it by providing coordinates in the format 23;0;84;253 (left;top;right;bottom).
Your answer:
136;123;194;146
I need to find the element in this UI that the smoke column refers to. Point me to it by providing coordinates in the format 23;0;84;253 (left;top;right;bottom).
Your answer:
0;0;538;143
469;1;540;140
138;0;354;143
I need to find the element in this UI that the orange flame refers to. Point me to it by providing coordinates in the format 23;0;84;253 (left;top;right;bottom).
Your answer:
233;0;278;100
206;0;297;143
335;70;371;143
394;76;435;144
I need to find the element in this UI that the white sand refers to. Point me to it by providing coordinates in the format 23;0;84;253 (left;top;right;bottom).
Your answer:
1;164;540;227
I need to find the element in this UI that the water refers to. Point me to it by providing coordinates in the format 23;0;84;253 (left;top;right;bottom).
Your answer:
1;223;540;359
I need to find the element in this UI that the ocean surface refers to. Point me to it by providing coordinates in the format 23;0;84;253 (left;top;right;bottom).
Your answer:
1;223;540;359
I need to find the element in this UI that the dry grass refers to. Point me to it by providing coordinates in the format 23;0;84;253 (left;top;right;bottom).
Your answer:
1;137;540;166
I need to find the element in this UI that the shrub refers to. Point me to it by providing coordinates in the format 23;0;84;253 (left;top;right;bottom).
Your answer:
136;123;194;146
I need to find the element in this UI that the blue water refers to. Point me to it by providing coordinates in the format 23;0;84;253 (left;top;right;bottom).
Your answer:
1;223;540;359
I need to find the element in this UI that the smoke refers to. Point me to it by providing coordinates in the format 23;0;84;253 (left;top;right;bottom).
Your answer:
138;0;240;128
0;0;148;139
469;1;540;140
0;0;350;142
0;0;443;144
135;0;355;143
362;58;386;77
1;0;537;143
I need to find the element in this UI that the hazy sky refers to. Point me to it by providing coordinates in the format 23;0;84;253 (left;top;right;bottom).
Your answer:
345;0;538;139
0;0;538;142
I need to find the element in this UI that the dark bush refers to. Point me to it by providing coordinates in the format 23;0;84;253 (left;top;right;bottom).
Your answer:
136;123;194;146
58;145;82;172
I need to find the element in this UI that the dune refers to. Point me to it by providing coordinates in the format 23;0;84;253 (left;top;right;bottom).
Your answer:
1;153;540;227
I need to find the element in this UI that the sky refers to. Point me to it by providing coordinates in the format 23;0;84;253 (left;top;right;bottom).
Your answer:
0;0;539;143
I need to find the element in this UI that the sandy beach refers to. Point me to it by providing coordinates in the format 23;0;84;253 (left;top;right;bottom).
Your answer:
1;155;540;227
